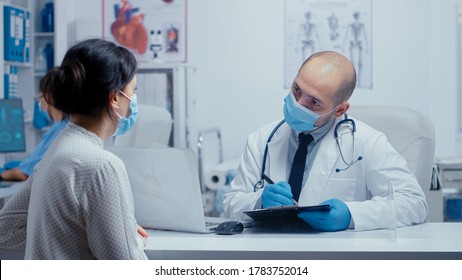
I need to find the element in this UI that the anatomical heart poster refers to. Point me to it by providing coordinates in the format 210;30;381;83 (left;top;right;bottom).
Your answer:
103;0;187;63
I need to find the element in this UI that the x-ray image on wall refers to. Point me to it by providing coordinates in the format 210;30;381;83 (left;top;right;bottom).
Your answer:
285;0;372;89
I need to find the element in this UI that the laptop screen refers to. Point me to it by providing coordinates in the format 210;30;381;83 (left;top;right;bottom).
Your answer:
106;147;210;232
0;98;26;153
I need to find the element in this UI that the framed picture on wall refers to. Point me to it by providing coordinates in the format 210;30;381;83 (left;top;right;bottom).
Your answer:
102;0;187;63
284;0;372;89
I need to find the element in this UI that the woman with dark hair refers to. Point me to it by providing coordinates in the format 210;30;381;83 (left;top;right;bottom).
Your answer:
0;39;148;259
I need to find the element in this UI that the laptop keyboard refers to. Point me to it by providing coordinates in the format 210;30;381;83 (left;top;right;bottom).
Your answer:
205;221;221;227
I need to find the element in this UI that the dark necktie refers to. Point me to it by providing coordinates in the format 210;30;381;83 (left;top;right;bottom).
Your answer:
288;133;314;202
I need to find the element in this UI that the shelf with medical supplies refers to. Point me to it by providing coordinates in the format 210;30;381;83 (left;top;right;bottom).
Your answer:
435;158;462;222
133;63;196;148
0;0;66;181
32;0;56;98
0;1;32;100
439;166;462;190
0;0;63;111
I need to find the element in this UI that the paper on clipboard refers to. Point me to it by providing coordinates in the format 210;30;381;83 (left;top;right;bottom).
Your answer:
244;204;330;224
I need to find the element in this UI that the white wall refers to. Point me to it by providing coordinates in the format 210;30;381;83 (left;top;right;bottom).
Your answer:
71;0;461;160
188;0;286;160
429;0;461;159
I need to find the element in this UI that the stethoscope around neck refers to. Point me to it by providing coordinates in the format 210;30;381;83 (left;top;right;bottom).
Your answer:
253;115;363;192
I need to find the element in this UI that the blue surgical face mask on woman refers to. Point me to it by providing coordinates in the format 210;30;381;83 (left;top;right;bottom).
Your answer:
283;91;338;132
113;90;138;136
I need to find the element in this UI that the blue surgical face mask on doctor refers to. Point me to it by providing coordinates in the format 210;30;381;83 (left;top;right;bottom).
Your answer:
112;90;138;136
283;91;338;132
33;99;51;130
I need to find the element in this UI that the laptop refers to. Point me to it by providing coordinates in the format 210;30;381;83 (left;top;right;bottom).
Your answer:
106;146;236;233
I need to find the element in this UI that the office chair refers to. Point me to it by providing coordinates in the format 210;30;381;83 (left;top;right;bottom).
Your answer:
112;104;173;148
348;105;442;221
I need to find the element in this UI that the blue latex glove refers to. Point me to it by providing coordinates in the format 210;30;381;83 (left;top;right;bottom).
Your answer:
0;160;21;174
262;181;294;208
4;160;21;170
298;198;351;232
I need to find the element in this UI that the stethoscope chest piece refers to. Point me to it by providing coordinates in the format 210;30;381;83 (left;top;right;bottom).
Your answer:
254;180;264;192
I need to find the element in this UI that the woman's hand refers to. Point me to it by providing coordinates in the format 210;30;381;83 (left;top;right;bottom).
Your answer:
137;225;149;247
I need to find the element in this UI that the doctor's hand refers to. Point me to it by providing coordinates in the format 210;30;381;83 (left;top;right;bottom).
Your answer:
297;198;351;232
262;181;294;208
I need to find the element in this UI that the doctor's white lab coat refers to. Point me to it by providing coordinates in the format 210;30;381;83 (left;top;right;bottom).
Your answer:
223;116;428;231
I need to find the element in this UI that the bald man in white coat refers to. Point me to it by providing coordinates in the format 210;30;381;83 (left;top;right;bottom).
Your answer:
224;51;427;231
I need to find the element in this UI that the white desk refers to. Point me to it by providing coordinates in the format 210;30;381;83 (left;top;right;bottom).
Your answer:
144;223;462;260
1;223;461;260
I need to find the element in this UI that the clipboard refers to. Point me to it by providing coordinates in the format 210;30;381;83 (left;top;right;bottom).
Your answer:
243;204;330;224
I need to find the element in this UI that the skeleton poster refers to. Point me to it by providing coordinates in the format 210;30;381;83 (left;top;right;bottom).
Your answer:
285;0;372;89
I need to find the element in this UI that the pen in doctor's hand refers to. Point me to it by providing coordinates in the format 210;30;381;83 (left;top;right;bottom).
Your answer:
262;174;274;184
262;174;298;206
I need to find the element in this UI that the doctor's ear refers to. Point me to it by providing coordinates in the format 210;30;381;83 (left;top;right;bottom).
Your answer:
335;102;350;117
